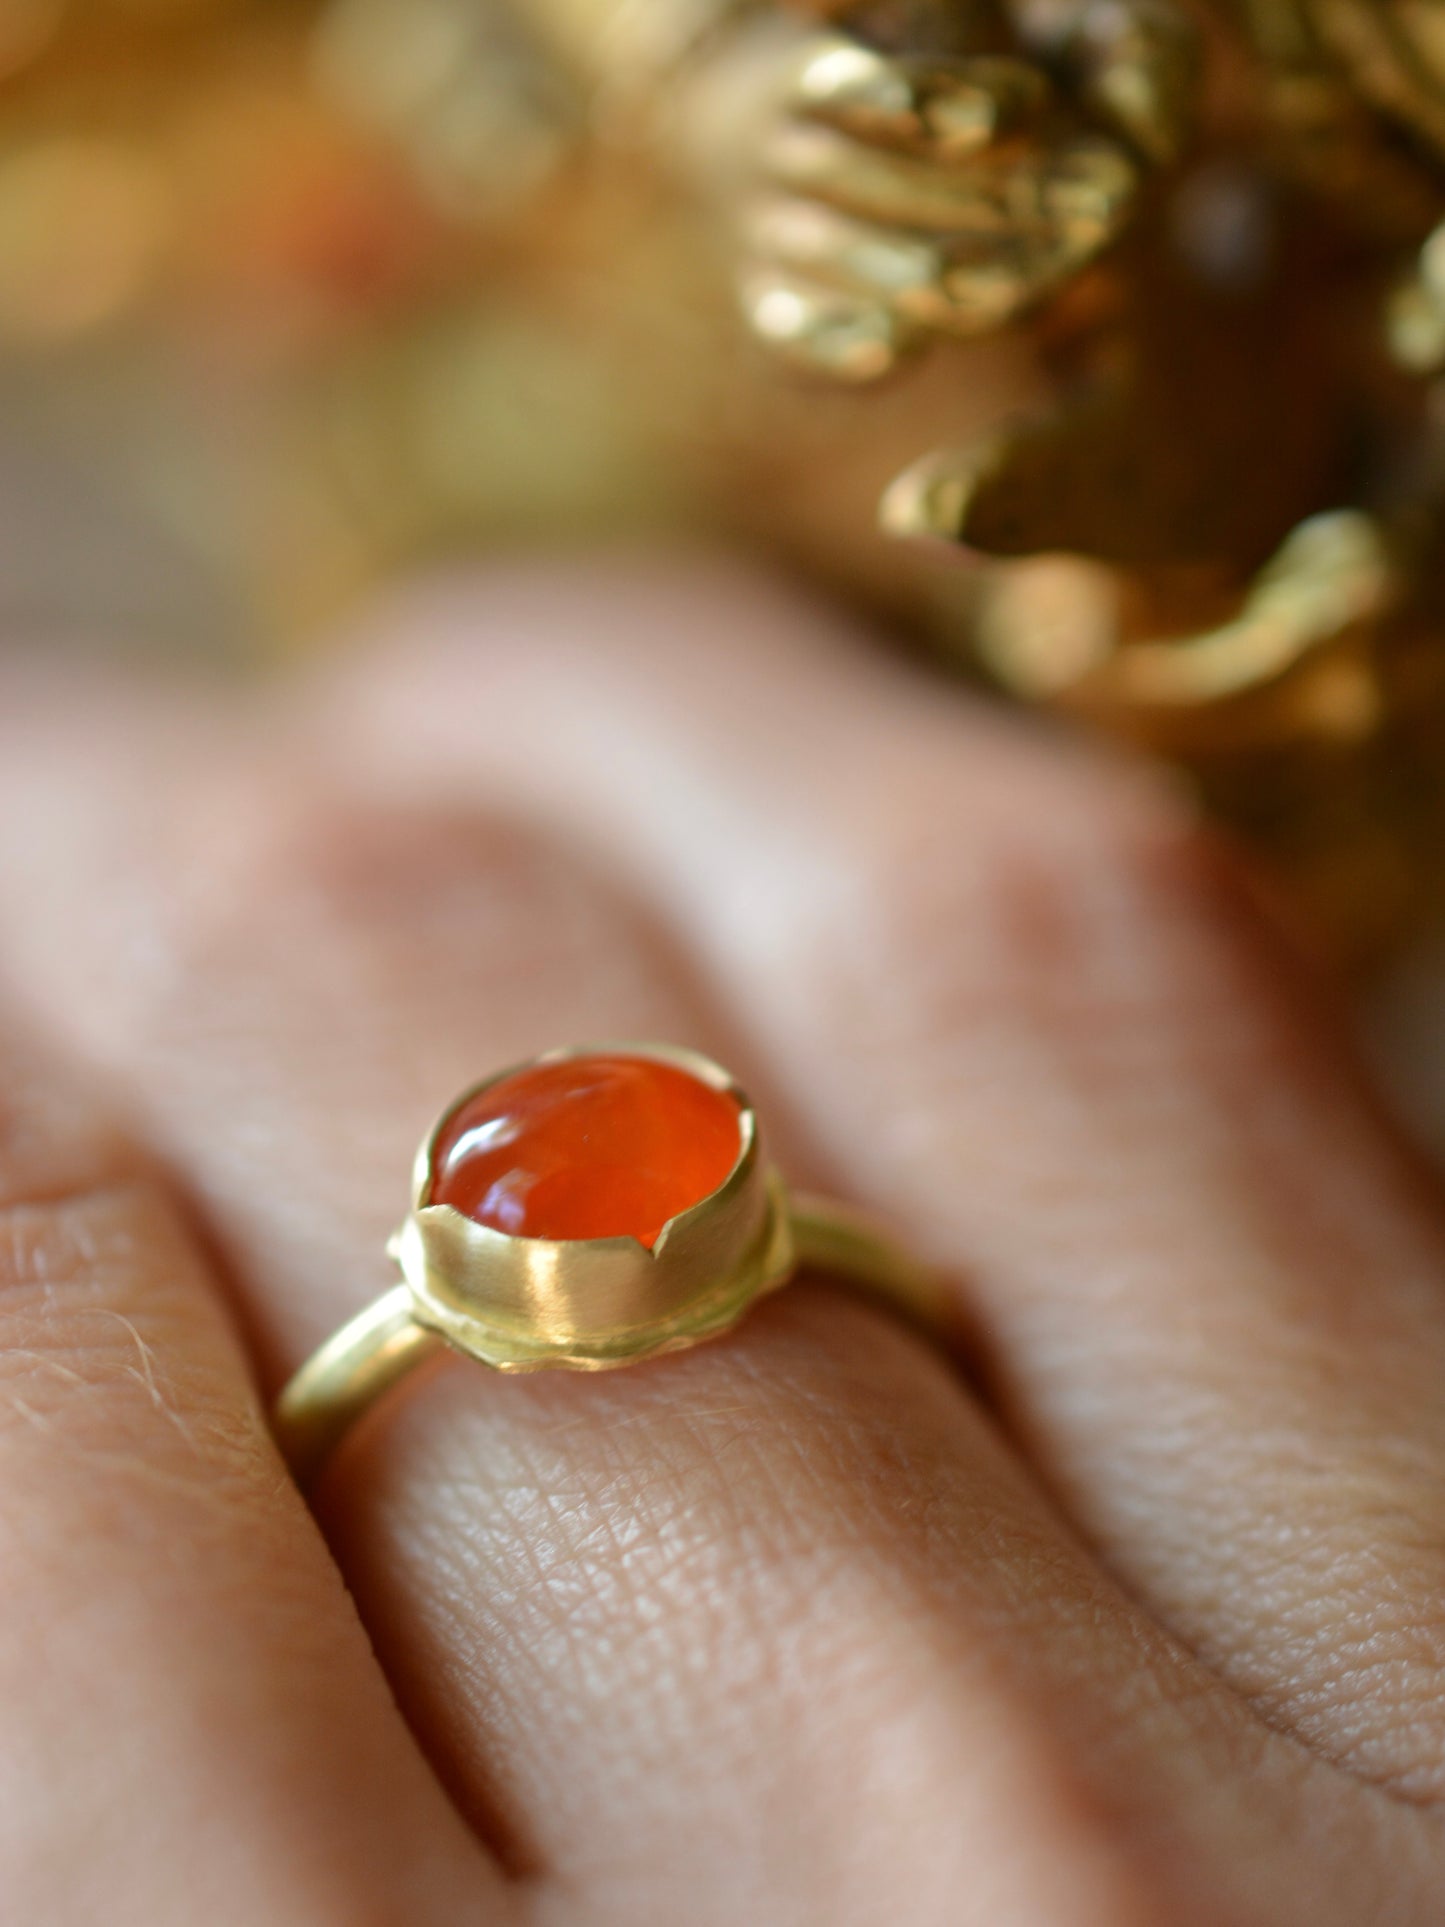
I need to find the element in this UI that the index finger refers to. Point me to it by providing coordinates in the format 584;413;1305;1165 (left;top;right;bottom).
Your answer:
0;1026;494;1922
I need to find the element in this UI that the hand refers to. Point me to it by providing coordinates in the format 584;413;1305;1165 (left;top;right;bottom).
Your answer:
2;561;1445;1924
700;1;1196;380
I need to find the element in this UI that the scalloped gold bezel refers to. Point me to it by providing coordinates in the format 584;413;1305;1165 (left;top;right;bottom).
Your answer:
389;1042;796;1371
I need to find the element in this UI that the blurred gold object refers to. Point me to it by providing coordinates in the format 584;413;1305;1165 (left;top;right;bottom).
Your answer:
628;0;1445;956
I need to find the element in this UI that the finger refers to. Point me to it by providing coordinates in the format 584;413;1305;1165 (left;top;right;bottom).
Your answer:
0;1026;494;1923
762;116;1137;243
740;192;1064;346
0;660;1393;1920
741;261;920;381
791;39;1051;159
331;558;1445;1802
758;117;1138;334
744;194;945;310
326;1277;1416;1925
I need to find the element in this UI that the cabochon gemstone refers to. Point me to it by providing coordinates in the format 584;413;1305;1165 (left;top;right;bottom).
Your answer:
428;1053;744;1248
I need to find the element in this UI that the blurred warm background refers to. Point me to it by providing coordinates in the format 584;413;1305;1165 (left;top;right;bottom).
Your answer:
0;0;717;657
3;0;1445;1145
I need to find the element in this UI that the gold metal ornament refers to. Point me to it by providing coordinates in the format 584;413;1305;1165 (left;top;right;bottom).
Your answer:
612;0;1445;955
721;3;1195;382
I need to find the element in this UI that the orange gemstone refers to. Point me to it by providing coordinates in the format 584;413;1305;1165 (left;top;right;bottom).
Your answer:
429;1053;743;1247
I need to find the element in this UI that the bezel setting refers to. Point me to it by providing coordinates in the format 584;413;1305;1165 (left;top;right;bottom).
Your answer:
389;1042;796;1371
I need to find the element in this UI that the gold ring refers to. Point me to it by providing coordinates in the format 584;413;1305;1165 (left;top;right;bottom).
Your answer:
274;1043;948;1484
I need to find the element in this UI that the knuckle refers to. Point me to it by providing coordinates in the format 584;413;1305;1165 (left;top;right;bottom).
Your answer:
828;755;1273;1072
168;780;616;1013
181;782;516;935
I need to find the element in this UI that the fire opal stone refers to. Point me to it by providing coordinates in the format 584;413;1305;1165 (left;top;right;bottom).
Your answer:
428;1053;744;1248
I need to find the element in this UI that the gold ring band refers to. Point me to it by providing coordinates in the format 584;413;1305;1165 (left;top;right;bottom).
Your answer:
273;1045;945;1485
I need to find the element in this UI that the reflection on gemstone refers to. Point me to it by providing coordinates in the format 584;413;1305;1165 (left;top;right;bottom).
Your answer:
430;1052;743;1247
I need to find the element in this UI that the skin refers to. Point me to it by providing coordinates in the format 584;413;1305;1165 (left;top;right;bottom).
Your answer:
2;557;1445;1923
